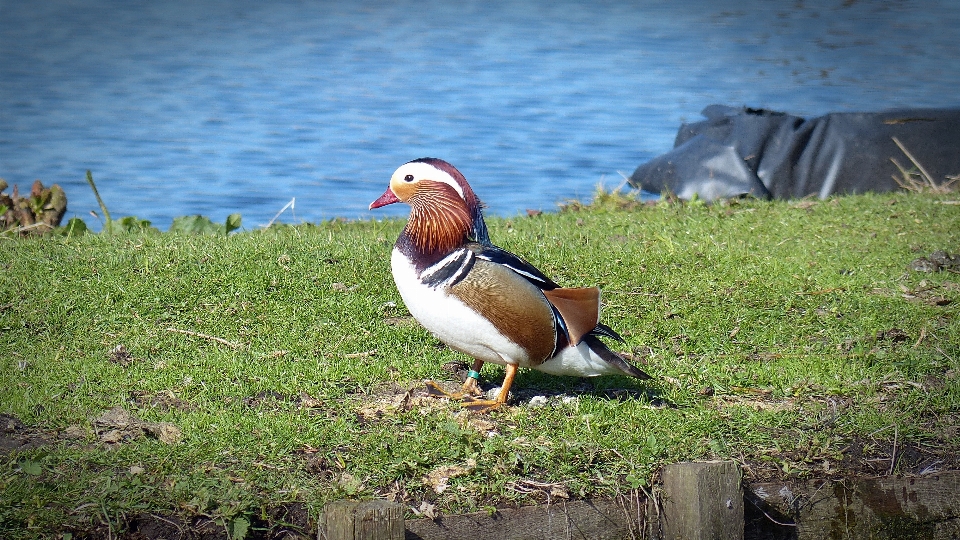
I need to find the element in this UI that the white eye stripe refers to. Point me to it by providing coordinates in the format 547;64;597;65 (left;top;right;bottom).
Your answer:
392;162;465;199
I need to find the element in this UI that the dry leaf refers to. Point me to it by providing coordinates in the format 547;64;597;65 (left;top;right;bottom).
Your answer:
145;422;182;444
422;459;476;494
413;500;438;520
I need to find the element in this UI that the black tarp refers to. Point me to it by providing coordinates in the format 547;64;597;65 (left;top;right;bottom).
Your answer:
629;105;960;201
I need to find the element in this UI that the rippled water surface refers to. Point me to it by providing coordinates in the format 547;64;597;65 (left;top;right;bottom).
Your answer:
2;0;959;229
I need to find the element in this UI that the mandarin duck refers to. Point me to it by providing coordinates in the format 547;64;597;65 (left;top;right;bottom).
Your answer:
370;157;650;411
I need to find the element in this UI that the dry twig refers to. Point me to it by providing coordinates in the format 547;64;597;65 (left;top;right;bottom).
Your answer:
165;327;241;349
891;137;959;193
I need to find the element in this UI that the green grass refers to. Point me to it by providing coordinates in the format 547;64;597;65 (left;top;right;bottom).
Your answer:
1;192;958;537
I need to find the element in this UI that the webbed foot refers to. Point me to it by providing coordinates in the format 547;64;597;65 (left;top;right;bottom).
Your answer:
423;381;505;413
460;396;504;414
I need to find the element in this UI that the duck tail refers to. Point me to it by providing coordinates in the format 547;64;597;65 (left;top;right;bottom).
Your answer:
583;335;652;380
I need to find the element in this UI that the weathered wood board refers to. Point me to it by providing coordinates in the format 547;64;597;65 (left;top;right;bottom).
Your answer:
405;493;645;540
746;471;960;540
660;460;744;540
322;468;960;540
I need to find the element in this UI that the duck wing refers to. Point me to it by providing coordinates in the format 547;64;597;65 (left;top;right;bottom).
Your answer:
474;244;560;290
474;243;609;347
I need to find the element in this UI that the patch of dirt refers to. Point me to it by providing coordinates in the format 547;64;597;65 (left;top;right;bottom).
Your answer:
383;315;417;327
909;249;960;273
92;406;182;445
128;390;196;412
353;382;452;421
0;414;57;454
3;407;190;455
122;502;311;539
876;327;911;343
124;515;223;540
871;278;958;307
241;390;289;408
108;344;137;367
900;280;955;306
0;413;96;454
303;452;337;479
834;436;956;477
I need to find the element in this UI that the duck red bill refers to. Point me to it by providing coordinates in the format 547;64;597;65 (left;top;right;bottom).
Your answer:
369;188;400;209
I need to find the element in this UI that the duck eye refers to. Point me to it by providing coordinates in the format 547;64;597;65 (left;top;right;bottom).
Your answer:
404;174;414;182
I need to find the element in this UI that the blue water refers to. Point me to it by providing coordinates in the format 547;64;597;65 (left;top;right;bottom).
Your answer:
2;0;959;230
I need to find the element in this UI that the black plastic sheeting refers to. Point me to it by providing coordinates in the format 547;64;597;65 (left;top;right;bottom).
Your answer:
629;105;960;201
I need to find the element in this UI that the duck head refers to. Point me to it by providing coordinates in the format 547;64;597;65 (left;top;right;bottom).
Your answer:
370;158;491;256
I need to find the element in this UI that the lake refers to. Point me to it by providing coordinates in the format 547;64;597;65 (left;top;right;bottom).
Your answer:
2;0;959;230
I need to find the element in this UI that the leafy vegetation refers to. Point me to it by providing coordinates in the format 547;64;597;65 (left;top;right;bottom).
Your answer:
0;179;67;236
0;191;958;537
2;171;243;238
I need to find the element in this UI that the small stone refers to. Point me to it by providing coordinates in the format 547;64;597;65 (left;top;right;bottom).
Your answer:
527;395;549;407
485;387;510;403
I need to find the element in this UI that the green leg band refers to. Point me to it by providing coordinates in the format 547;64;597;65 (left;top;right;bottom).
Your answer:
466;369;481;380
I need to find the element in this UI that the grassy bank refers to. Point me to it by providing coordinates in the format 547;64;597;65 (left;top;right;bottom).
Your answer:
1;192;958;537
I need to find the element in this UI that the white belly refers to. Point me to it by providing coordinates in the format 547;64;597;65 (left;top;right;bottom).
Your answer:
534;340;624;377
391;248;531;366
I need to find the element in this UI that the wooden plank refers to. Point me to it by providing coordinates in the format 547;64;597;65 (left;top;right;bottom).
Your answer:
321;500;360;540
660;461;744;540
405;493;645;540
321;471;960;540
746;471;960;540
320;500;404;540
356;500;404;540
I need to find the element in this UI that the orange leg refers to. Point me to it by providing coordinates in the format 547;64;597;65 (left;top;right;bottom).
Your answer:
496;363;518;404
462;363;518;413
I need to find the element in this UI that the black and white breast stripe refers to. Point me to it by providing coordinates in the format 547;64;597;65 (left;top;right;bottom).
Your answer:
419;248;477;288
418;242;562;291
